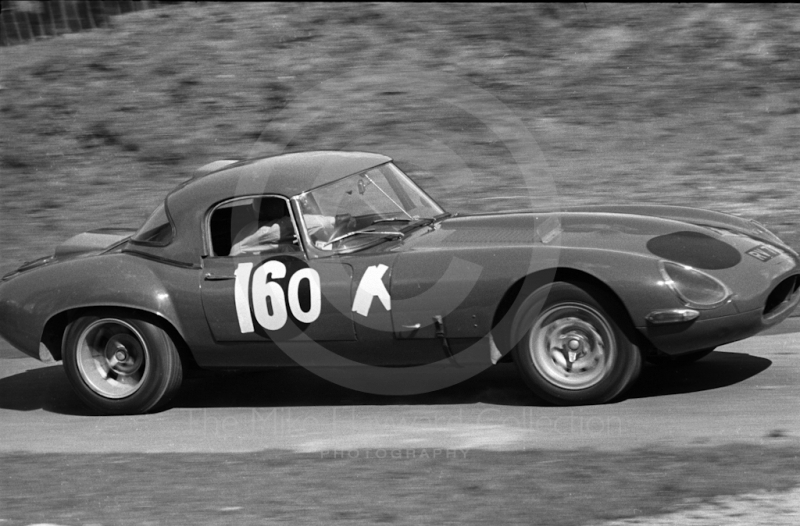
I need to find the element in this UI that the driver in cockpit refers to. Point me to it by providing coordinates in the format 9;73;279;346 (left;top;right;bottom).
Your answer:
230;198;333;255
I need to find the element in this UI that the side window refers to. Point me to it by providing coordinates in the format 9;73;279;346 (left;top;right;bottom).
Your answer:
208;197;299;256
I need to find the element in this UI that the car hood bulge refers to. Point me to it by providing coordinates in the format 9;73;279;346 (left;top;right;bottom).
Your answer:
408;209;785;271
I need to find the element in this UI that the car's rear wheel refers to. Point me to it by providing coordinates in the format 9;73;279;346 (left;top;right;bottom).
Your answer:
511;282;642;405
646;347;715;366
63;311;183;415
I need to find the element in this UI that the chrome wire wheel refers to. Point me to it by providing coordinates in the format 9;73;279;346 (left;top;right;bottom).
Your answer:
528;303;615;390
75;318;151;399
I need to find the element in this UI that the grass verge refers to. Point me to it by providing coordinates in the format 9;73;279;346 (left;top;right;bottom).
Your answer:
2;444;799;525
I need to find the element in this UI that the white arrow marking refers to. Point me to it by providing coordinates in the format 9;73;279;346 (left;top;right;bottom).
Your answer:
352;264;391;316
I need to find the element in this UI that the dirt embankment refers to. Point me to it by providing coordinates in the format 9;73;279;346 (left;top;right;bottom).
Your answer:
1;3;798;272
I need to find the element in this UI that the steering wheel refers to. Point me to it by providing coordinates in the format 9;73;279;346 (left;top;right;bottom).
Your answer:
326;213;355;243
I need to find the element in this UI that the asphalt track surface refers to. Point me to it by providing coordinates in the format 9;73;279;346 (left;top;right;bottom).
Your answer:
1;319;798;454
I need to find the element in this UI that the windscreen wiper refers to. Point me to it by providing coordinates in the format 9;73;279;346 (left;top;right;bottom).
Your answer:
371;217;413;225
322;229;404;248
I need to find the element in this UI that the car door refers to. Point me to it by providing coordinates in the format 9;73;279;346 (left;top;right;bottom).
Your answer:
200;196;356;344
333;251;448;366
201;253;357;343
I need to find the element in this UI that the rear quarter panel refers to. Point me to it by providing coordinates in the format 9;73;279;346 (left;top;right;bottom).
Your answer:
0;253;207;359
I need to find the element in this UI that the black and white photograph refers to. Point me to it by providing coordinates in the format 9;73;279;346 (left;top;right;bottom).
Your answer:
1;2;799;524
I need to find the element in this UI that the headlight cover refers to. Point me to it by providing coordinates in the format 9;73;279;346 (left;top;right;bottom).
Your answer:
659;261;733;309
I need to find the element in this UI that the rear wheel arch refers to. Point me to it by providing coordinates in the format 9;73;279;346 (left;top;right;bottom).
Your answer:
41;307;196;369
61;308;186;414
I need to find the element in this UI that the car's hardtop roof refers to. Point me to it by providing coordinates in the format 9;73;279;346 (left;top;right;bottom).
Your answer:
141;151;391;265
177;150;392;200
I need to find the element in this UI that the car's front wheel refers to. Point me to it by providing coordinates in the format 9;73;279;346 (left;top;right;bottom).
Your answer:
63;311;183;415
511;282;642;405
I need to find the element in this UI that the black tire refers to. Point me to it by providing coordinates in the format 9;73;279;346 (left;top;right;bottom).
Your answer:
646;348;715;366
62;310;183;415
511;282;642;405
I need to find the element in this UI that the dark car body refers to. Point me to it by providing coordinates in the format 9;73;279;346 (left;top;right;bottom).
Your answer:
1;151;798;412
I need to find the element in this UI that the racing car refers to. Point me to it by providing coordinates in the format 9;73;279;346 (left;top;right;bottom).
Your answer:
1;151;798;414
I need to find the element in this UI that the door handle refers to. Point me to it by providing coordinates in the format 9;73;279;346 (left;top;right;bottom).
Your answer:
204;273;236;281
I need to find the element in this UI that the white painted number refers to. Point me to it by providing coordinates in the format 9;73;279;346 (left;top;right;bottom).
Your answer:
234;261;321;333
252;261;287;331
233;262;254;333
287;268;322;323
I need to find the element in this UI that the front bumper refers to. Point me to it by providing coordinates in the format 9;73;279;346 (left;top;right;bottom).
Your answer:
639;274;800;355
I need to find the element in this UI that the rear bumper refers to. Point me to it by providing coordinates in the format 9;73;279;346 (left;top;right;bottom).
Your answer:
0;281;46;360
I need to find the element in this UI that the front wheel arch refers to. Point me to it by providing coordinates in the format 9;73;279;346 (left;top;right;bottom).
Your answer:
492;268;646;360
